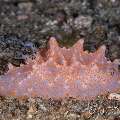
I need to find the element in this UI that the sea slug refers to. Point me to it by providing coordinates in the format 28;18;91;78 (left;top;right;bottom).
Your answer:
0;37;120;100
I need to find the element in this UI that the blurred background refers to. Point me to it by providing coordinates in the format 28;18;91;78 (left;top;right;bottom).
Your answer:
0;0;120;120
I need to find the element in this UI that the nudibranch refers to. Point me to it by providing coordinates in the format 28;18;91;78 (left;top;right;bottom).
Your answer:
0;37;120;100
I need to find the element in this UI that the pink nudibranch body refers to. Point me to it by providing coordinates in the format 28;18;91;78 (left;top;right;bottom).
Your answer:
0;37;120;100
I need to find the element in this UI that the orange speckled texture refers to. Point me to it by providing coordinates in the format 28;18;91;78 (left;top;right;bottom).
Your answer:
0;37;120;100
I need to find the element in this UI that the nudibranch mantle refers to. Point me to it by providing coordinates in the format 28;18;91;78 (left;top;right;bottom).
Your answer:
0;37;120;100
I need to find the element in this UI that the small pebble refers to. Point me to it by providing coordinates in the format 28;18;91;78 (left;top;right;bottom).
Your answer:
108;93;120;101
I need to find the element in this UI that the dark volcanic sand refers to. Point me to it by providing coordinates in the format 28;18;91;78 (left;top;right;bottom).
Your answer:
0;0;120;120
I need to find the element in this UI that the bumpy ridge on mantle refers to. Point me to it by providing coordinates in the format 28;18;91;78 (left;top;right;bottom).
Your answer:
0;37;120;100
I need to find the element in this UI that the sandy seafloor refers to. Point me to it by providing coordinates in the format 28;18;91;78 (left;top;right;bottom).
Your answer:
0;0;120;120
